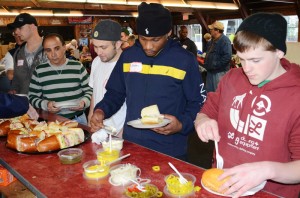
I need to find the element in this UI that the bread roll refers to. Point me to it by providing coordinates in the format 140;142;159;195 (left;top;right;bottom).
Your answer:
202;168;230;193
18;136;39;152
0;120;11;136
61;120;78;128
6;133;20;150
37;135;60;152
141;105;163;124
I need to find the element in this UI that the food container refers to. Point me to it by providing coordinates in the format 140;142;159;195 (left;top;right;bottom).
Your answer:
82;160;110;180
164;173;196;197
109;163;141;186
124;183;162;198
102;137;124;151
96;148;120;164
57;148;83;164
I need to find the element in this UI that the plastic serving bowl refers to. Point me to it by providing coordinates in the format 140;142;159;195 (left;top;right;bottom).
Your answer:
102;137;124;151
164;172;196;197
57;148;83;164
124;183;161;198
82;160;110;180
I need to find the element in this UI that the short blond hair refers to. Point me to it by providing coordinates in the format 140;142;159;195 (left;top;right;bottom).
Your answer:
203;33;211;40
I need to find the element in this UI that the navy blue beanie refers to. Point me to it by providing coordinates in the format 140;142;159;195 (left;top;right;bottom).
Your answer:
136;2;172;37
236;13;287;54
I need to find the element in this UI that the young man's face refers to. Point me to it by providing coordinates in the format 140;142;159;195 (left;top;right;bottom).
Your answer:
237;46;284;85
43;36;66;66
138;34;169;57
92;39;120;63
179;28;188;39
14;24;33;41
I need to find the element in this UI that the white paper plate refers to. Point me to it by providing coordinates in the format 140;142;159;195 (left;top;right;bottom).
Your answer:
201;179;266;197
54;101;78;109
127;118;171;129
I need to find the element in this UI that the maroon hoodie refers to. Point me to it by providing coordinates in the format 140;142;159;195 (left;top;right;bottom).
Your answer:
201;58;300;197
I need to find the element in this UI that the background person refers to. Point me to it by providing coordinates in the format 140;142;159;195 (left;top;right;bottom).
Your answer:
7;13;48;95
120;27;130;50
88;19;126;135
28;33;92;125
179;25;198;56
195;13;300;198
127;34;136;47
203;33;212;53
90;2;206;160
204;21;232;92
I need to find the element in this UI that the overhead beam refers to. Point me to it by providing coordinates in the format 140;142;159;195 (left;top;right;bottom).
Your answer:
233;0;249;19
31;0;41;8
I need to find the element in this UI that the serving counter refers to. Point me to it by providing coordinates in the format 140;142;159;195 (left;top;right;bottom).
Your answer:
0;110;279;198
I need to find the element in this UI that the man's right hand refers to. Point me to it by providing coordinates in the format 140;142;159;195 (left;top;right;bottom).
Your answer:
90;109;105;132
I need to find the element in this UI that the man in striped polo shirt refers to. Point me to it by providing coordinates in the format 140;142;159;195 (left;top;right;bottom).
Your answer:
28;33;92;125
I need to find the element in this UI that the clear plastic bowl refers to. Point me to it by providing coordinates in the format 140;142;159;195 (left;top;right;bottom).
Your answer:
96;148;120;164
57;148;83;164
164;172;196;197
109;163;141;186
124;183;160;198
102;137;124;151
82;160;110;180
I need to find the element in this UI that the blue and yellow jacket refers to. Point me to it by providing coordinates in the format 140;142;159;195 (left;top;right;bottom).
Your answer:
95;39;206;157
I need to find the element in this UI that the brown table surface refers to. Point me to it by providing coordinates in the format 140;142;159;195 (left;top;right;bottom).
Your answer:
0;110;279;198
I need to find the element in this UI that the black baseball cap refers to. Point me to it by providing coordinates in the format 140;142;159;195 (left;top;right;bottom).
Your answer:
7;13;38;30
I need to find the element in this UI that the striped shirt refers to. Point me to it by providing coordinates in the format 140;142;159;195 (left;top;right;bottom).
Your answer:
29;59;92;119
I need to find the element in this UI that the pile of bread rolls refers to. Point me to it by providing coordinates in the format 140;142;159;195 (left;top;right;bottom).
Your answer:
1;114;85;152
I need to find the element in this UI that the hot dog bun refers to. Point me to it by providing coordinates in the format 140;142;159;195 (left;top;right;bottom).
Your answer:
18;136;39;152
0;120;11;136
202;168;230;193
141;105;164;124
61;120;78;128
37;135;60;152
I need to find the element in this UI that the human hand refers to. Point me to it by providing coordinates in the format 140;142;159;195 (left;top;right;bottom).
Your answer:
194;113;220;142
152;114;182;135
47;101;60;113
90;109;105;132
8;90;16;94
219;162;269;198
69;100;85;111
27;104;39;120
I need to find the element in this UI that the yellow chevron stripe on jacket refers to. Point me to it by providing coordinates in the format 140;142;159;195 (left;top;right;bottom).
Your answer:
123;63;186;80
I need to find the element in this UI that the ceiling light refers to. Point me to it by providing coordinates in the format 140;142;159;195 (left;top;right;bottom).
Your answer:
87;0;126;4
187;1;238;9
54;11;83;16
127;0;160;6
161;0;190;7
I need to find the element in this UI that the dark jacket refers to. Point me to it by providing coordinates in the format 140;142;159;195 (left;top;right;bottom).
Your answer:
204;34;232;73
180;38;198;56
95;39;206;157
0;93;29;118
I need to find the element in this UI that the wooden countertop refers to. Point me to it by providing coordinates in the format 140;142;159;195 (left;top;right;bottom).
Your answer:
0;110;279;198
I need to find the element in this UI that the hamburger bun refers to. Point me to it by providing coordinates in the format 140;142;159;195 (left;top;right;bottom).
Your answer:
141;105;164;124
202;168;230;193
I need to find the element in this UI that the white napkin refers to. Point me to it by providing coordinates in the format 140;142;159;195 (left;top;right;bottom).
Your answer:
91;129;108;145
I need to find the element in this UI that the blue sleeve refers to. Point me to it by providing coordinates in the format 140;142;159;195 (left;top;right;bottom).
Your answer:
0;93;29;118
179;56;207;135
94;56;126;118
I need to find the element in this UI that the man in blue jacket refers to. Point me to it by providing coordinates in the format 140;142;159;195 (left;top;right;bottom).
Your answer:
204;21;232;92
90;2;206;160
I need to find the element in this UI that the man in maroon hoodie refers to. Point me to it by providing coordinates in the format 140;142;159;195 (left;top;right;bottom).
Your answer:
195;13;300;198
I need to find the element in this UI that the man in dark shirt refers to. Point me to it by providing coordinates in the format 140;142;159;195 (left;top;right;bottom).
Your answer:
179;25;198;56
